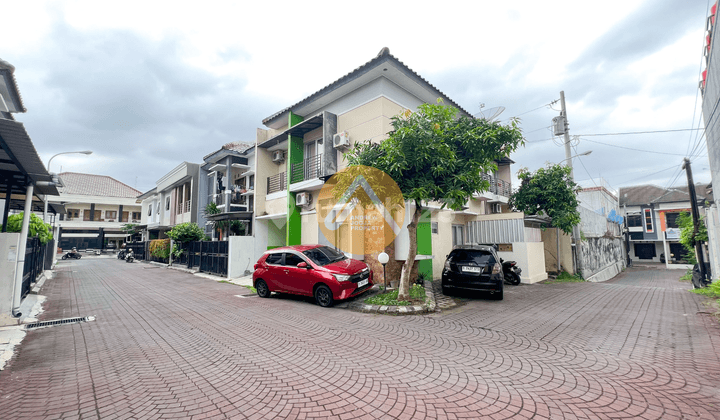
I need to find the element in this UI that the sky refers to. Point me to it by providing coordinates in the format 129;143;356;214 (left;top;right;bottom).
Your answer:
1;0;713;196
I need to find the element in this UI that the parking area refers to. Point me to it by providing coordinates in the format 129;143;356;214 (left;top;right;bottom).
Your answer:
0;260;719;419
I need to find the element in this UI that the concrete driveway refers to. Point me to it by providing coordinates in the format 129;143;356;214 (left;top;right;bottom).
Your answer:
0;260;718;419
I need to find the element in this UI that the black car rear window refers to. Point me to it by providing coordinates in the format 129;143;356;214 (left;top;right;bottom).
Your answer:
449;250;495;265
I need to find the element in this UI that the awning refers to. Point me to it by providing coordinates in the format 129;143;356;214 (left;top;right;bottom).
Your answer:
205;211;254;222
258;114;324;149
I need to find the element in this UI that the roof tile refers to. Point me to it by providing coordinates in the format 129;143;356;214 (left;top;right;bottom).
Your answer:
58;172;141;198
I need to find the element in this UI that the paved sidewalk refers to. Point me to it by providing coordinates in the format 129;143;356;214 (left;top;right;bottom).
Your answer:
0;260;718;419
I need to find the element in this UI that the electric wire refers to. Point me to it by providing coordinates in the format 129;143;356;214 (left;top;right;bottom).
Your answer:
580;138;698;156
512;100;559;118
574;128;702;136
571;144;597;187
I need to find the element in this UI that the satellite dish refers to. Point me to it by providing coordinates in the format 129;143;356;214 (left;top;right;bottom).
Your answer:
473;106;505;122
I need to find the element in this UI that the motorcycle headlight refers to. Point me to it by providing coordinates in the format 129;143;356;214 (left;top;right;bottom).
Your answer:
333;274;351;282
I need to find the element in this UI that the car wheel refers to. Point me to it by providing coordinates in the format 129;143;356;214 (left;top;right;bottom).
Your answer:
314;284;334;307
255;279;270;298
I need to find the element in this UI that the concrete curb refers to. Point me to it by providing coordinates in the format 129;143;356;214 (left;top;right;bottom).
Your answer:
343;281;437;315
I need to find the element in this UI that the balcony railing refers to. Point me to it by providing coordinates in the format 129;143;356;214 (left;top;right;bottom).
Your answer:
267;172;287;195
290;154;323;184
481;174;511;197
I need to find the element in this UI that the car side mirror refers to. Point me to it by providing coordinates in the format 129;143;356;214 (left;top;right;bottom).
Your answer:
297;262;309;269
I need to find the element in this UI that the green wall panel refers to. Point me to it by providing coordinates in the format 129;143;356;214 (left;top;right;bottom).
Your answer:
417;209;433;279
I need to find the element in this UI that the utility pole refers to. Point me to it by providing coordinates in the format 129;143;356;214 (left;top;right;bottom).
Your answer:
558;91;583;276
682;158;709;286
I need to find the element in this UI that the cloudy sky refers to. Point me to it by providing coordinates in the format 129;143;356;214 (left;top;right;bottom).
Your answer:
2;0;712;195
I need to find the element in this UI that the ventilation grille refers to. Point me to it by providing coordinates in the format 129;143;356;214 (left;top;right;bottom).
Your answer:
24;316;96;331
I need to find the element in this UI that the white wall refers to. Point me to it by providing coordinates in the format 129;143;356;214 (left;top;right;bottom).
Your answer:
498;242;547;284
228;236;257;278
0;233;20;325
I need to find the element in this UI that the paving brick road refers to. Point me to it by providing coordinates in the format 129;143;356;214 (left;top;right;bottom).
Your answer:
1;260;719;419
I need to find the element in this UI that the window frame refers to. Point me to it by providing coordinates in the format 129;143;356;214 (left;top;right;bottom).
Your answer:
644;208;654;233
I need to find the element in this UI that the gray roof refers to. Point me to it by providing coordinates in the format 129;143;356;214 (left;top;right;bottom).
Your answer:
619;184;711;206
58;172;142;198
221;141;254;153
262;47;473;127
0;58;26;113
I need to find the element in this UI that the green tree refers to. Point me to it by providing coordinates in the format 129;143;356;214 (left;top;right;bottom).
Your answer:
509;164;581;234
677;211;707;265
2;213;53;245
346;101;524;300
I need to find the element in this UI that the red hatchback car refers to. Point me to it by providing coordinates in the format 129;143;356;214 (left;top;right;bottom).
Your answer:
253;245;373;307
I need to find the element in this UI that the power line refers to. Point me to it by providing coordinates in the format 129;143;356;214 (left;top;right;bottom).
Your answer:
572;144;597;187
575;128;702;137
581;137;695;156
512;100;559;118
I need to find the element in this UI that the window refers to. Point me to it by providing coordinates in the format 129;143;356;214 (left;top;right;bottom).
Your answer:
132;212;141;221
265;253;283;265
166;197;170;211
627;214;642;227
452;225;465;246
148;204;152;216
121;212;129;222
106;211;117;220
630;232;644;240
67;209;80;220
284;253;306;267
83;210;91;221
666;212;681;229
431;222;439;234
644;208;654;233
303;246;347;266
249;175;255;189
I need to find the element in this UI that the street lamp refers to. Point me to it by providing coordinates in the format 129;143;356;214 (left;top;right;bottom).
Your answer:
558;150;592;164
378;251;390;290
44;150;93;222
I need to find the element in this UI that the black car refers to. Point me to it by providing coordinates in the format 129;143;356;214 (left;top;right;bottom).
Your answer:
441;245;504;300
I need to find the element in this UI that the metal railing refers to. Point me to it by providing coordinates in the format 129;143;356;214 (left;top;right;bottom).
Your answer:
481;174;511;197
290;154;323;184
267;172;287;194
21;238;46;299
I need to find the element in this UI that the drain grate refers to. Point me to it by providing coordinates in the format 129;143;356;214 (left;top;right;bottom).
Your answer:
24;316;96;331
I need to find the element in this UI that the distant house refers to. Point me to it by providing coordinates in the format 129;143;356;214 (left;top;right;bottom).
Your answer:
137;162;202;241
51;172;142;251
619;184;712;265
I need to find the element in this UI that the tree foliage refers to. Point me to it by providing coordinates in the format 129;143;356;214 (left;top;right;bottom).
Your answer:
167;222;205;243
3;213;53;245
149;239;171;259
121;223;140;235
346;101;524;299
677;211;707;265
509;164;581;234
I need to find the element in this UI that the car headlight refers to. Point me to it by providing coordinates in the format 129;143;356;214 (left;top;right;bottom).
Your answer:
492;263;502;275
333;274;351;282
444;260;451;270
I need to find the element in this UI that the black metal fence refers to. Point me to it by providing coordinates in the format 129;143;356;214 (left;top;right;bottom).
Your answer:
21;238;47;299
126;241;147;260
187;241;228;276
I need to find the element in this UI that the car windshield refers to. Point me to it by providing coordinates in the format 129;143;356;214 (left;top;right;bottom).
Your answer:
303;246;347;266
449;250;495;265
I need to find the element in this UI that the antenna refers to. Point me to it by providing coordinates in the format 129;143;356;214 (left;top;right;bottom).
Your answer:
473;106;506;122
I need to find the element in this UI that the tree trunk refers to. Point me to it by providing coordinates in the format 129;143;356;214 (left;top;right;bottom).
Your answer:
398;202;422;301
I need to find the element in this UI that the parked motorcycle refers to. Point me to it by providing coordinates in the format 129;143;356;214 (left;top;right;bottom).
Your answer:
125;249;134;263
61;250;82;260
117;249;127;260
500;259;522;285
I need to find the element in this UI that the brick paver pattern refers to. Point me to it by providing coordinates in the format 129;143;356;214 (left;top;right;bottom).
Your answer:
1;261;719;419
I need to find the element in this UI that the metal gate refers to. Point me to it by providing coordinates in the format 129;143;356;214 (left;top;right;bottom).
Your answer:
126;242;147;260
22;238;46;299
188;241;228;276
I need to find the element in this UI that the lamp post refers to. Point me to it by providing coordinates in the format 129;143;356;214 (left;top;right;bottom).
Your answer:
43;151;92;222
378;251;389;290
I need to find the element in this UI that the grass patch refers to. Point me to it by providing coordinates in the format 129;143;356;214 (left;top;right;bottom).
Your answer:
364;284;426;306
679;270;692;282
243;285;257;294
218;280;239;285
691;280;720;298
543;271;585;284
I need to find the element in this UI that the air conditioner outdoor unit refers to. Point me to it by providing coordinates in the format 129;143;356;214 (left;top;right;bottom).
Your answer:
491;203;502;214
296;192;311;207
332;132;350;149
272;150;285;163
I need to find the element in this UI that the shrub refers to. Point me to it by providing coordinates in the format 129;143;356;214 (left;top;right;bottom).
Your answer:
2;213;53;245
166;222;205;244
149;239;171;259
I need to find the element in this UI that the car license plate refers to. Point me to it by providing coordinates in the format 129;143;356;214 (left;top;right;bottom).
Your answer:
461;266;481;273
357;279;368;287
